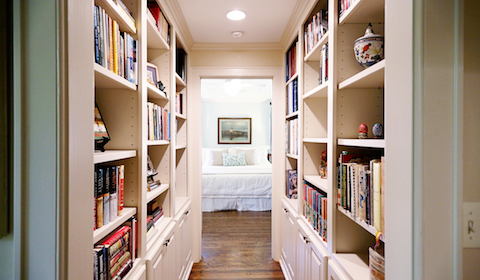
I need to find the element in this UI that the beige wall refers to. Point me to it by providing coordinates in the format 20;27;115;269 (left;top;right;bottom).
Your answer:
190;49;283;68
463;0;480;278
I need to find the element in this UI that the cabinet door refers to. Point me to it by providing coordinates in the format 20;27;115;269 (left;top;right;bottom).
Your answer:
163;232;177;280
296;227;309;280
152;248;165;280
177;209;192;280
309;243;327;280
281;206;296;279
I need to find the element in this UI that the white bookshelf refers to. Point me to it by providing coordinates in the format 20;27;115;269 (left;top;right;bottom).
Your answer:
337;206;385;242
337;138;385;148
94;150;136;164
94;63;137;90
95;0;136;34
93;207;137;244
303;82;328;99
147;83;168;100
304;31;329;62
146;184;170;204
338;59;385;89
304;175;328;193
146;10;169;50
147;140;170;146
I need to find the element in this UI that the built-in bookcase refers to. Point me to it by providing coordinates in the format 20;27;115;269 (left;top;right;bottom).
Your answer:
281;0;388;279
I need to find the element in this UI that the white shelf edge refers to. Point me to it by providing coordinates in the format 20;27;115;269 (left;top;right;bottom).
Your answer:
303;138;328;144
337;138;385;148
94;150;137;164
304;175;328;193
96;0;136;35
338;59;385;90
93;207;137;244
146;184;170;203
283;197;300;215
175;197;190;215
94;63;137;90
304;31;329;62
286;73;298;85
176;144;187;150
337;206;385;242
332;253;370;280
286;111;299;119
304;82;328;99
175;113;186;120
286;153;299;160
146;140;170;146
147;83;168;100
338;0;385;25
146;10;169;50
175;73;187;87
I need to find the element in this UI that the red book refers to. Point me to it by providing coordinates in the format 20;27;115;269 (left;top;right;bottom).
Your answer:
101;226;130;247
118;165;124;215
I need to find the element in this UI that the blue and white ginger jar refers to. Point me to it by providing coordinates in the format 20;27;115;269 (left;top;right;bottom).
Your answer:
354;23;384;68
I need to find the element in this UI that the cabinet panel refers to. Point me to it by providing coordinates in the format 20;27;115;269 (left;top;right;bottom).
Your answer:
281;203;297;280
296;230;308;280
152;249;164;280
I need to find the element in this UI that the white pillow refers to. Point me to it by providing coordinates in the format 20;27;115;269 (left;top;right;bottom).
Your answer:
202;148;228;166
230;147;255;165
253;146;270;165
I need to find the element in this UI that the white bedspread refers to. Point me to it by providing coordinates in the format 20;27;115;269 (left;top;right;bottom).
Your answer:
202;164;272;212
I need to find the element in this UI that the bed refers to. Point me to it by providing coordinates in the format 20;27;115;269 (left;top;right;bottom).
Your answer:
201;147;272;212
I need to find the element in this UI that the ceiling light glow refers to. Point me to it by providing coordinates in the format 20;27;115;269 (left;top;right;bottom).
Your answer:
226;10;246;20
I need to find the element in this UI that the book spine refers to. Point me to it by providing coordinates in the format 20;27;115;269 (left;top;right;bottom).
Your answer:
110;166;118;222
373;160;382;231
101;225;130;247
103;166;110;225
381;156;385;235
96;167;104;229
118;165;124;216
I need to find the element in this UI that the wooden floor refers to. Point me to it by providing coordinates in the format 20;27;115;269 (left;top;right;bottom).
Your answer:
189;211;285;280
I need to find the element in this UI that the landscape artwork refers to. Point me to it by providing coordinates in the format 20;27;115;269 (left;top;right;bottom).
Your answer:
218;118;251;144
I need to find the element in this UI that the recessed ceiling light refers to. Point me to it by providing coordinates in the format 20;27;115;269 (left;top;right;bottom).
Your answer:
226;10;246;21
232;31;244;38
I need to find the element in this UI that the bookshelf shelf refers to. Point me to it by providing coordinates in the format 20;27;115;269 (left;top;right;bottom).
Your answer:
146;217;173;252
304;175;328;193
146;184;170;203
147;140;170;146
147;83;168;100
146;11;169;50
175;197;189;215
304;82;328;99
286;73;298;85
93;207;137;244
333;253;370;280
299;216;328;248
94;63;137;90
286;111;299;119
175;113;186;120
175;73;186;87
337;206;385;242
286;153;299;160
338;59;385;90
339;0;385;25
303;138;328;144
337;138;385;148
304;31;329;62
95;0;136;34
176;144;186;150
94;150;137;164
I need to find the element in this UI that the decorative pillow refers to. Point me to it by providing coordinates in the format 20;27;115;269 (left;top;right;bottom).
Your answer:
222;152;246;167
253;146;270;165
230;148;255;165
204;149;227;166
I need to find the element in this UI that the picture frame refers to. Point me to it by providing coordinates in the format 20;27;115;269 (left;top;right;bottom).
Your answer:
218;118;252;144
146;62;159;87
94;103;110;152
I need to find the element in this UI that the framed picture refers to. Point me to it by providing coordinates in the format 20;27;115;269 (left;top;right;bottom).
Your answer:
218;118;252;144
94;103;110;152
146;62;159;87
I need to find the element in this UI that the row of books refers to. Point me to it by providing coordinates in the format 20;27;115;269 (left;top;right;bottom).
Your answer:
304;182;327;240
147;0;170;44
175;92;183;115
94;218;137;280
286;79;298;115
146;201;164;241
94;5;138;84
286;39;297;82
115;0;135;27
285;118;299;156
286;169;298;199
95;165;125;231
319;43;329;85
337;152;385;233
147;102;170;141
339;0;356;16
304;10;328;55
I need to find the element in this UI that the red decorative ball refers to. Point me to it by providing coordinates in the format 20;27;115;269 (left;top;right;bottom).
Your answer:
359;123;368;133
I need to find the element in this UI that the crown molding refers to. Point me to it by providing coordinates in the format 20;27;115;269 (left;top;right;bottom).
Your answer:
191;42;282;51
159;0;194;51
280;0;317;50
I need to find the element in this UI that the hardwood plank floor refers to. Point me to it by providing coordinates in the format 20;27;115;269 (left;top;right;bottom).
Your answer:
189;211;285;280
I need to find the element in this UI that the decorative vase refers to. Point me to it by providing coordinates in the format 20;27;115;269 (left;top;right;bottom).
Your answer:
354;23;384;68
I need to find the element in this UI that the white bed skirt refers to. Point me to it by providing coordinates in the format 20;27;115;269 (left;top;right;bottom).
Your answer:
202;196;272;212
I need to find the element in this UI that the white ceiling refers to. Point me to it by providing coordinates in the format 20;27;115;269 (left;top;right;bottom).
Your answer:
201;79;272;102
176;0;298;44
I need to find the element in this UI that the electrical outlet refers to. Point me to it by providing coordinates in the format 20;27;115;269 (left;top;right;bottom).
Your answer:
463;202;480;248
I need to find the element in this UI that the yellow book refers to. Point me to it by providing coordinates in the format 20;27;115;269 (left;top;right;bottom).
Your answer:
113;21;118;74
373;160;382;232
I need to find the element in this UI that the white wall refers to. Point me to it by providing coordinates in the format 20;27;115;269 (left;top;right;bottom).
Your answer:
201;100;272;149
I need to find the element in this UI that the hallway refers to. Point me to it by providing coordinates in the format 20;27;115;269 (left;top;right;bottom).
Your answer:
189;211;284;279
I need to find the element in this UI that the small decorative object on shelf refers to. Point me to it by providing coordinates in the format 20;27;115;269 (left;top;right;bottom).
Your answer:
319;150;327;179
369;232;385;280
372;123;384;139
354;23;384;68
146;62;159;87
147;155;161;191
358;123;368;139
94;103;110;152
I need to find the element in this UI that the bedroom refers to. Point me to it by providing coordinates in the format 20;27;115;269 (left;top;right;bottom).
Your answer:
200;78;273;212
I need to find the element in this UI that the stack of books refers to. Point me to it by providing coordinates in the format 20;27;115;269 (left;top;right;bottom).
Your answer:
146;201;164;241
94;165;125;231
304;182;327;241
